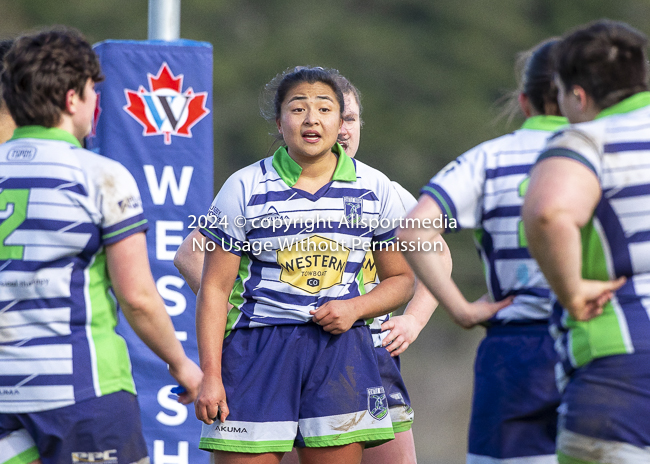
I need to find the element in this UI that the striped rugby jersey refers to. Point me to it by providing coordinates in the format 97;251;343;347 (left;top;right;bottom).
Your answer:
200;144;406;334
366;182;418;347
0;126;148;413
540;92;650;385
422;115;567;323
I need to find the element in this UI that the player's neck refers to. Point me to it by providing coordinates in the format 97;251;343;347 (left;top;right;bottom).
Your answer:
292;151;337;194
0;110;16;144
55;113;85;145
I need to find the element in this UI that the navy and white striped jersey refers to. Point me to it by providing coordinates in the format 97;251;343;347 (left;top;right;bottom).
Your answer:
200;145;406;334
0;126;148;413
421;115;567;323
539;93;650;381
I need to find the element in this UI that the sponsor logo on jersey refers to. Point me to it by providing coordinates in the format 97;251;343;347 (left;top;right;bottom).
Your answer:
0;388;19;395
118;196;142;212
362;251;377;287
208;205;223;221
261;206;290;223
7;146;36;162
123;62;210;145
367;386;388;420
277;235;349;294
343;196;362;225
71;449;117;463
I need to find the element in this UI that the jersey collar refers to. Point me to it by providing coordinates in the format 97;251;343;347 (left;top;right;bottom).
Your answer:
520;115;567;131
271;143;357;187
596;91;650;119
11;125;82;148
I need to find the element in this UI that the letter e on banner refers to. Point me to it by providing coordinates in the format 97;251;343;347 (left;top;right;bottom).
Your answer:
156;221;184;260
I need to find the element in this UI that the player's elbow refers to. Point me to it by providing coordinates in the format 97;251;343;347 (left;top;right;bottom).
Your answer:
397;225;426;249
116;284;162;319
400;269;417;305
173;248;186;273
522;194;561;232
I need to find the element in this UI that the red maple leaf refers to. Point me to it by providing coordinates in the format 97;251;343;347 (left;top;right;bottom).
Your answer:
124;87;157;134
123;63;210;143
176;88;209;136
149;63;182;92
90;91;101;137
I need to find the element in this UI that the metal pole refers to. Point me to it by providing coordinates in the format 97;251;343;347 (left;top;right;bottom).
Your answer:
148;0;180;41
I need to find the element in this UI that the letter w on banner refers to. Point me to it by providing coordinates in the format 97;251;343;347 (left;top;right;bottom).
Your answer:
88;40;213;464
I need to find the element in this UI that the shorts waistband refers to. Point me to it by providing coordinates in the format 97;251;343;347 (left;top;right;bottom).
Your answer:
485;320;549;336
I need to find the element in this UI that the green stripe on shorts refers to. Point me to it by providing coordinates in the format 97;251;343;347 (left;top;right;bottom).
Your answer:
392;420;413;433
557;451;598;464
4;447;40;464
199;438;294;453
302;427;394;448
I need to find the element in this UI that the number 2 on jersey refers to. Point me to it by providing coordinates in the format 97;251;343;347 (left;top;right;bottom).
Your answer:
0;189;29;260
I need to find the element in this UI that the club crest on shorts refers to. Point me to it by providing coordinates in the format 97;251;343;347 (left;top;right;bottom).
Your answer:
343;196;362;225
123;62;210;145
367;386;388;420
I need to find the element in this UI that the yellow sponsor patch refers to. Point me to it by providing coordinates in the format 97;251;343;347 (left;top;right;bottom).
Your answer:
362;251;378;286
276;235;350;294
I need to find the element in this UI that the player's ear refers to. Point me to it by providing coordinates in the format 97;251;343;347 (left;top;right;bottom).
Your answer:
65;88;79;115
572;86;589;111
276;118;282;134
518;93;533;118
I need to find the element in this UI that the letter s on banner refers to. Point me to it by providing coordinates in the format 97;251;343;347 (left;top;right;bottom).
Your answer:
156;276;186;316
156;385;188;426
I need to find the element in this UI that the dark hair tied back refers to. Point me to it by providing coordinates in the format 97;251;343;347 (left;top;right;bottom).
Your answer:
499;38;562;124
554;19;649;109
522;38;560;115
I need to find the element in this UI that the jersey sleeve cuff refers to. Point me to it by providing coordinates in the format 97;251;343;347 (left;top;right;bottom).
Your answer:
200;227;244;256
102;214;149;245
372;229;397;244
536;148;598;175
419;183;460;232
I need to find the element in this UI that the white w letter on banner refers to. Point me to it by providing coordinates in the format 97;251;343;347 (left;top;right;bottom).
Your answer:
144;165;194;205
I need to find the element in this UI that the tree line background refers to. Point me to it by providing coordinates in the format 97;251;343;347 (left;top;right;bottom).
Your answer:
2;1;650;462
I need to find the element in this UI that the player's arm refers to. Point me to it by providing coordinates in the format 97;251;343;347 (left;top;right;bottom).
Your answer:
106;232;202;405
398;196;511;328
194;243;240;424
380;235;451;356
174;228;206;295
522;157;625;321
310;247;416;335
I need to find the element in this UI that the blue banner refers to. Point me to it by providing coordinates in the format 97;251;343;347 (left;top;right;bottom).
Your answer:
88;40;213;464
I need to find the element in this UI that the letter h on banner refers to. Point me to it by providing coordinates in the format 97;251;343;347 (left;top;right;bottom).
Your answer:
87;40;213;464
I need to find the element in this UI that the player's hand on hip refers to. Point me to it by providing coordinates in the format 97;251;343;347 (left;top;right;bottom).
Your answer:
453;295;513;329
195;375;229;425
168;356;203;405
565;277;626;322
310;300;359;335
380;314;422;357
